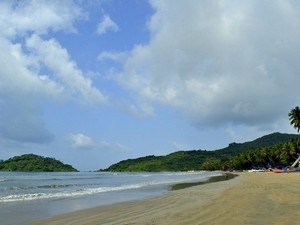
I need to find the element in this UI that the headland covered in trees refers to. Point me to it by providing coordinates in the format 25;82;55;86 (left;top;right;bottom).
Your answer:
0;154;78;172
102;132;300;172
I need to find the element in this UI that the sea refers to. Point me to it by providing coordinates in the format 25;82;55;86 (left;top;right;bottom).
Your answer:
0;171;222;225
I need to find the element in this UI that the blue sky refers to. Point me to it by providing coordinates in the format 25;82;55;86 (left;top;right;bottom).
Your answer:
0;0;299;171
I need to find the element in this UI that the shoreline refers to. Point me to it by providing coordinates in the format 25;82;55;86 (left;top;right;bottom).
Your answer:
1;171;220;225
31;172;241;225
32;172;300;225
171;172;238;190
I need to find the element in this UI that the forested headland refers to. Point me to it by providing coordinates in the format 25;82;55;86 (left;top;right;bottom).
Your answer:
102;133;300;172
0;154;78;172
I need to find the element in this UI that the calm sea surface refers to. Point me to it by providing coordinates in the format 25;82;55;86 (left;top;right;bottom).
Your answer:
0;171;221;225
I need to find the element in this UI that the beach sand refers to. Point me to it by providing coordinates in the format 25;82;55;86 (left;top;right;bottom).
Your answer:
32;173;300;225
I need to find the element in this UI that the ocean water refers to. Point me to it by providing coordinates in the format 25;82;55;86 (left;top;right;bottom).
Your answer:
0;171;221;225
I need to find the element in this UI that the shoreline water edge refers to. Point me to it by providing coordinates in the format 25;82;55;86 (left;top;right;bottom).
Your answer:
0;171;223;225
32;172;300;225
171;172;237;190
31;172;240;225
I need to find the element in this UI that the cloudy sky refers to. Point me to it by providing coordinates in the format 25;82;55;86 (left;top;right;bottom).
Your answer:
0;0;299;171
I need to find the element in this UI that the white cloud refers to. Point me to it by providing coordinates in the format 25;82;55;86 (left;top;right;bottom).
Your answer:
0;37;63;99
0;1;105;144
0;0;85;38
26;34;106;104
69;133;95;149
96;14;119;35
98;51;128;63
0;35;65;143
68;134;132;152
113;0;300;130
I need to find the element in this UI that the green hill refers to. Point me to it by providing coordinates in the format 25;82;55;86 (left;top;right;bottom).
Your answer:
103;132;299;172
0;154;78;172
214;132;299;156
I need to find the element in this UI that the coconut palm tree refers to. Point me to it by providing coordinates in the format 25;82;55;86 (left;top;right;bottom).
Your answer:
289;106;300;133
289;106;300;152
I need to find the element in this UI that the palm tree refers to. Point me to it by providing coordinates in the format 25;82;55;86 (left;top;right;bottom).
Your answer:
289;106;300;133
289;106;300;151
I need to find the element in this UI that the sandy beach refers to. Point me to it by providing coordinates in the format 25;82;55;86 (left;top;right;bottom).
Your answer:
32;173;300;225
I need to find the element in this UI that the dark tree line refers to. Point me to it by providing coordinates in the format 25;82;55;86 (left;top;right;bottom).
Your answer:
224;139;299;170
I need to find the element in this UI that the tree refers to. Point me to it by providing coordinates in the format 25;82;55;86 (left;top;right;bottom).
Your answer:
289;106;300;151
289;106;300;133
200;158;222;171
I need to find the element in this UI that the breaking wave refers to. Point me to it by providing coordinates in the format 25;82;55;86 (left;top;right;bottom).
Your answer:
0;184;143;202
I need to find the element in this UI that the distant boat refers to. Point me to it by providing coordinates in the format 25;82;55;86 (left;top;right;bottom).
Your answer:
273;169;286;173
248;169;264;172
273;168;287;173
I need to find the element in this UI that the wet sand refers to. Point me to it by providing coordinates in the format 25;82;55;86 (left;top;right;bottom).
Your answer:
32;172;300;225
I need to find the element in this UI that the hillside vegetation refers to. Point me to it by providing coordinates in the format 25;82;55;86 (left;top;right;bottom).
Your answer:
0;154;78;172
103;133;300;172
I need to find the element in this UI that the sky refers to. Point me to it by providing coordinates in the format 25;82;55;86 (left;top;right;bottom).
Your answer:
0;0;299;171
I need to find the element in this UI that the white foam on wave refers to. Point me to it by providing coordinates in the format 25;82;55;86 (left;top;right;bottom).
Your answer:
0;184;144;203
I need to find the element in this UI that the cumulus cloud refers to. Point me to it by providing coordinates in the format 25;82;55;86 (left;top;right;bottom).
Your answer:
0;35;59;144
113;0;300;129
0;0;105;143
68;134;132;152
69;133;95;149
26;34;106;104
96;14;119;35
0;0;85;38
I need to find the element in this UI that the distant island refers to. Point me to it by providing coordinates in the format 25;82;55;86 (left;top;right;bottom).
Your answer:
0;154;78;172
102;132;300;172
